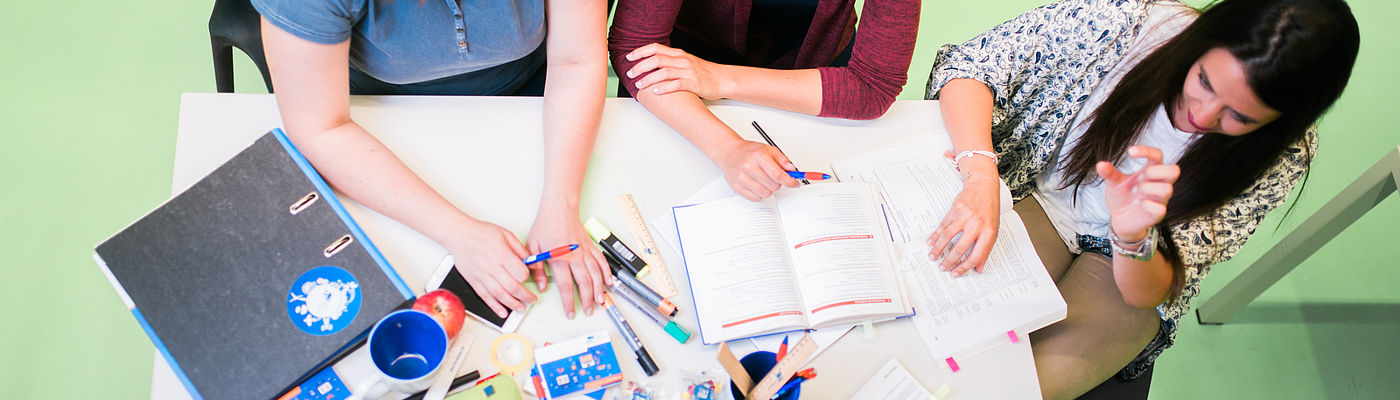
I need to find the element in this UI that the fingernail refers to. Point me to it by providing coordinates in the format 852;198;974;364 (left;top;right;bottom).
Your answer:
952;271;963;278
653;87;662;94
585;307;594;316
567;310;574;319
627;71;635;78
596;293;606;304
636;81;644;89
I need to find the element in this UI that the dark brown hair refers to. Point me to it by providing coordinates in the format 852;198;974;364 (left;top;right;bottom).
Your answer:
1058;0;1360;299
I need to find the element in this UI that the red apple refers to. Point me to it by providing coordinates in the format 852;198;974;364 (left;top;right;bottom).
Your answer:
413;289;467;339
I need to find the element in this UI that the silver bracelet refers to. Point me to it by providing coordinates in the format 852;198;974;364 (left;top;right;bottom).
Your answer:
1110;225;1157;262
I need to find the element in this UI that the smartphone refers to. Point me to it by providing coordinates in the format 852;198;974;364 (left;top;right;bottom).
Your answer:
426;255;525;333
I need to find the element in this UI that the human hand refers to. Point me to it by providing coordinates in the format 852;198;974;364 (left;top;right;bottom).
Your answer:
448;220;535;319
715;140;802;201
1097;146;1181;242
526;209;611;319
625;43;731;99
927;168;1001;277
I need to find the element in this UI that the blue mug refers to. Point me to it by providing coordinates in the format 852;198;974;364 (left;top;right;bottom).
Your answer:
350;309;448;399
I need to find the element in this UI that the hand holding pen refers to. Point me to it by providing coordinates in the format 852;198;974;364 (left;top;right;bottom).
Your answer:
713;122;832;202
715;140;801;201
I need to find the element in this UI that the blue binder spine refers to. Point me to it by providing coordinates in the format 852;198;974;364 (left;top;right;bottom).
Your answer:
269;128;414;300
93;253;204;400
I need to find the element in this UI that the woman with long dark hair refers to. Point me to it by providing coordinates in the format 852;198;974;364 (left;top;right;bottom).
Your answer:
925;0;1359;397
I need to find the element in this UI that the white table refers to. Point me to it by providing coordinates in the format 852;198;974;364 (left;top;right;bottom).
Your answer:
154;93;1042;399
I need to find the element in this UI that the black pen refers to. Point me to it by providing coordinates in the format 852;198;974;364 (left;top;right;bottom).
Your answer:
403;370;481;400
751;121;810;184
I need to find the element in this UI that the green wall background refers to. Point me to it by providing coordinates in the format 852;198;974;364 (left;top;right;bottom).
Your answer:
2;0;1395;398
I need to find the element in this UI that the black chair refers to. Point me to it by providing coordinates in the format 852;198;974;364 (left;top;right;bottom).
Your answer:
210;0;273;93
1077;365;1153;400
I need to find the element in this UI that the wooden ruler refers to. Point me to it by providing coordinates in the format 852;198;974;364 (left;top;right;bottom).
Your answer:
748;334;817;400
717;342;755;397
615;194;679;298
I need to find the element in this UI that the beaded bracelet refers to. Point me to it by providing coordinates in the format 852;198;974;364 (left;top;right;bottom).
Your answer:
952;150;998;171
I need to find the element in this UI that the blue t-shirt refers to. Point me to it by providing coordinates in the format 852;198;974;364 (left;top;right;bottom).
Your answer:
253;0;545;85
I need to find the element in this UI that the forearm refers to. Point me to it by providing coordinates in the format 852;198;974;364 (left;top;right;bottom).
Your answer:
636;89;744;161
263;18;482;250
718;66;823;115
1112;249;1174;309
295;122;479;245
538;60;605;212
939;78;998;177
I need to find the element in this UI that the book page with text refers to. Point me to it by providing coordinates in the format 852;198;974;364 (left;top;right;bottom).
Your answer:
775;184;908;328
672;196;809;344
831;135;1066;358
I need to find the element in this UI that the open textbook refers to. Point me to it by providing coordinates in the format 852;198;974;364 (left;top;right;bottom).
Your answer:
830;134;1067;360
672;183;913;344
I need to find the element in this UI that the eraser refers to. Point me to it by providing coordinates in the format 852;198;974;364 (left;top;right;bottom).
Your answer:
945;357;960;373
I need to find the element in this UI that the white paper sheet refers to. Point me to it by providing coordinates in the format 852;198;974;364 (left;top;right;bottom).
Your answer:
830;135;1066;360
848;358;933;400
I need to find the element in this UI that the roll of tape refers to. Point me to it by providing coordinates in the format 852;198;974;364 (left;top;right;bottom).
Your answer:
489;333;534;376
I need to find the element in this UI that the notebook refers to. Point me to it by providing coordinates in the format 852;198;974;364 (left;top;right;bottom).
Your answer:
830;134;1066;359
671;183;913;344
94;129;414;400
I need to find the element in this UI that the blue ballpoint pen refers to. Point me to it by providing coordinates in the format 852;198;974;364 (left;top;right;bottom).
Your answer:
786;171;831;181
769;377;807;400
522;244;579;265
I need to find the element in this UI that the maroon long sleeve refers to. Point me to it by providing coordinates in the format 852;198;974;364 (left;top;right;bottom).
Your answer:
607;0;920;120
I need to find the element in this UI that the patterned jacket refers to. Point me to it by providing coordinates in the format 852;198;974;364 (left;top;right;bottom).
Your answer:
924;0;1315;377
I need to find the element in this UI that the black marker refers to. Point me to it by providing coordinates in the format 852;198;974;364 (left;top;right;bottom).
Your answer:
584;218;647;276
602;293;660;376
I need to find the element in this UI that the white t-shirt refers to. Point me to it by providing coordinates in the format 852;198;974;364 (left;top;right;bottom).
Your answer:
1032;2;1197;253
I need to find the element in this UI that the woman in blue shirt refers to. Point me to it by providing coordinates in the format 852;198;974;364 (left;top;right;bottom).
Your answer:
253;0;610;320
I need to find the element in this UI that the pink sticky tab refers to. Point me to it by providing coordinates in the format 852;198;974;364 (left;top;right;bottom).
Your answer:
1007;330;1020;343
945;357;960;372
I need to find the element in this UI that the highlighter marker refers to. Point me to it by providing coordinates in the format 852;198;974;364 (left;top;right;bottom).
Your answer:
603;251;679;317
609;280;691;344
602;293;660;376
584;218;647;276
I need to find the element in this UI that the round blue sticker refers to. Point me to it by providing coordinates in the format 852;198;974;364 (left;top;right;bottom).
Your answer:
287;265;362;336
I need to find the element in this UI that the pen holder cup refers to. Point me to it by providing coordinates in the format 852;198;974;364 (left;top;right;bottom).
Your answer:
729;351;800;400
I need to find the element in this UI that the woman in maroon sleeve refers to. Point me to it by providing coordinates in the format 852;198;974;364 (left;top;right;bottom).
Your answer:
608;0;920;201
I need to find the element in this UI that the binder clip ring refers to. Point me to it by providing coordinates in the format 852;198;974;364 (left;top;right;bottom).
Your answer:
324;235;353;258
289;192;320;215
